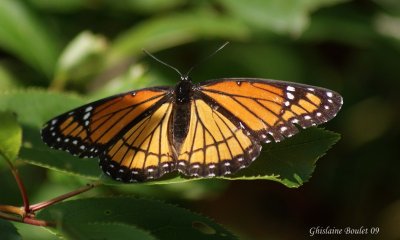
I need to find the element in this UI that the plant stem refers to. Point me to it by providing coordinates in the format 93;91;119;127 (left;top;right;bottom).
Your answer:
30;182;98;212
0;205;24;217
1;152;99;227
0;212;54;227
2;154;30;214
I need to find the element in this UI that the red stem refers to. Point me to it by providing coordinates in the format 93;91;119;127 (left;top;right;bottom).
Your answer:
0;212;54;227
30;183;97;212
1;153;99;227
2;155;30;213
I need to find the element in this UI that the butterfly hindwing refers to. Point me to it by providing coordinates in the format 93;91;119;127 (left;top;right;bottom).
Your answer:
99;101;175;182
199;78;343;143
41;87;172;159
176;98;261;178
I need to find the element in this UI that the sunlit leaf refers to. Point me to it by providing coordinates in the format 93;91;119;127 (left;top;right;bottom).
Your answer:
0;64;20;91
104;0;185;14
0;0;60;77
0;112;22;162
107;10;250;66
52;31;108;90
218;0;349;36
0;90;84;128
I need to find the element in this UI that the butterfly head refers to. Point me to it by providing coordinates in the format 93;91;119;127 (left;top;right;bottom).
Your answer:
180;75;191;82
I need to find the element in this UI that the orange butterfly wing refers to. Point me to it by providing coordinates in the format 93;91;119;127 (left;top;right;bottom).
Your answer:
176;98;261;178
198;78;343;143
41;87;172;159
99;101;175;182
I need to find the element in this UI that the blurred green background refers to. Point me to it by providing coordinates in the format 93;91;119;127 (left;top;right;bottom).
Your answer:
0;0;399;239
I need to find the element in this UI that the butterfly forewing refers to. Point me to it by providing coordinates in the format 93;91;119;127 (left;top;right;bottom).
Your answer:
41;87;172;159
199;78;343;143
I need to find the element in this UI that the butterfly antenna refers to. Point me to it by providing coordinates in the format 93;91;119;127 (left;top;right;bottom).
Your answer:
142;49;183;77
184;41;230;78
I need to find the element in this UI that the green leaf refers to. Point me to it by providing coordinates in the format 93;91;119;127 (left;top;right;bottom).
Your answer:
104;0;185;14
218;0;349;36
0;89;84;128
0;64;20;91
301;6;376;46
26;0;86;12
107;10;250;65
0;0;60;77
36;197;236;240
0;219;21;240
52;31;108;90
0;112;22;161
63;222;156;240
231;127;340;187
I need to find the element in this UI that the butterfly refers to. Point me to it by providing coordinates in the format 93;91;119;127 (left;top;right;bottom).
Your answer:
41;45;343;182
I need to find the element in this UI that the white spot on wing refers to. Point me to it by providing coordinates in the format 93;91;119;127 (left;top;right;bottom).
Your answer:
85;106;93;112
287;92;295;100
327;92;333;98
83;112;90;120
287;86;295;92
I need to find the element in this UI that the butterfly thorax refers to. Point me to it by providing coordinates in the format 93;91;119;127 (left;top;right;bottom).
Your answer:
171;77;194;155
175;77;193;104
